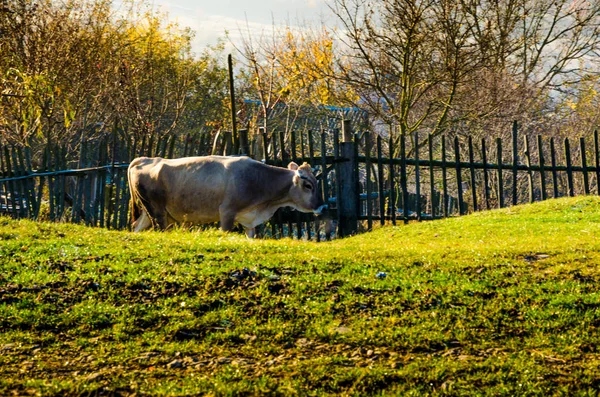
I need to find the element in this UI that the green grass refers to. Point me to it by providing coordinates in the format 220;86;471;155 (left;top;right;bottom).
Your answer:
1;196;600;396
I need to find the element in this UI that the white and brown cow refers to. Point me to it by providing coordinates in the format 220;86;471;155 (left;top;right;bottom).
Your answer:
127;155;326;236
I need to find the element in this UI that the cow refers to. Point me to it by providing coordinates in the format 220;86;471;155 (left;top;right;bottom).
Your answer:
127;155;327;237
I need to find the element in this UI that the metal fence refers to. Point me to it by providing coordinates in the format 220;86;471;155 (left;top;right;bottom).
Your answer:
1;121;598;239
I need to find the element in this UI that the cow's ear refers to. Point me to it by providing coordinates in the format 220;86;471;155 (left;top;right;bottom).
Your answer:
288;162;299;171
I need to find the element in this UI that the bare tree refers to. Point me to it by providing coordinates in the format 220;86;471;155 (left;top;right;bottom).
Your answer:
329;0;600;140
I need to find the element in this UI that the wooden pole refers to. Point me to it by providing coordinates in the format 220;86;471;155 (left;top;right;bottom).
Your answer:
339;120;358;237
228;54;238;150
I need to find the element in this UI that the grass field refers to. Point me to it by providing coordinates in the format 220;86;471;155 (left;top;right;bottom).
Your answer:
1;196;600;396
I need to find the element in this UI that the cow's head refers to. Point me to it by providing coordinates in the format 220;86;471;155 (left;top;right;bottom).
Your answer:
288;162;327;215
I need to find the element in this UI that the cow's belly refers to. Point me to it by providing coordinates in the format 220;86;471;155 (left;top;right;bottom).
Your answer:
235;207;278;229
166;201;222;225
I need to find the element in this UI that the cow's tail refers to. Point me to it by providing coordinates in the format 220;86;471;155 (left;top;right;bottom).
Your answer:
127;161;142;229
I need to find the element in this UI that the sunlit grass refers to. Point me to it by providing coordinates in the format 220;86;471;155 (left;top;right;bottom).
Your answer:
1;196;600;395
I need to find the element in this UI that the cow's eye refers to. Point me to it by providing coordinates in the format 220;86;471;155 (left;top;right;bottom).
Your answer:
304;183;313;190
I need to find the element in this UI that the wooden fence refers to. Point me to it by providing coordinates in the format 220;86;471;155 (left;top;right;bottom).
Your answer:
1;121;598;239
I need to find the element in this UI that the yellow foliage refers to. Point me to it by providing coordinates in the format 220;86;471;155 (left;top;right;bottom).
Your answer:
274;28;339;106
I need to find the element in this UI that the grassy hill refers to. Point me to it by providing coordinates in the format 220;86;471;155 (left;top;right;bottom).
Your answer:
1;196;600;396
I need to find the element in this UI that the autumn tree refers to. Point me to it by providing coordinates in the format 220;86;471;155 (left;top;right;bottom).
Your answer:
233;21;357;140
0;0;226;163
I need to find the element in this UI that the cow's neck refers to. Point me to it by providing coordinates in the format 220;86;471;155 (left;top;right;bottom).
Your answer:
259;167;296;208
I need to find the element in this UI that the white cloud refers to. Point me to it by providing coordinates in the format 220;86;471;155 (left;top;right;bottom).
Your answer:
141;0;333;56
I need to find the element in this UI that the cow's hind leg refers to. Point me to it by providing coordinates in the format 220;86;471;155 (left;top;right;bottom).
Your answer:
136;184;169;230
150;209;168;230
133;210;153;232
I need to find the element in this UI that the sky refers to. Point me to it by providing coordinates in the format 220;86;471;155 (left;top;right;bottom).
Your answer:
150;0;333;55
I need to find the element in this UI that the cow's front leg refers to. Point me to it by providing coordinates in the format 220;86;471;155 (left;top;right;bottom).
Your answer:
219;206;236;232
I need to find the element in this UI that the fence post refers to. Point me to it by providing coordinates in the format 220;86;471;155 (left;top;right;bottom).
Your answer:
339;120;358;237
512;120;519;205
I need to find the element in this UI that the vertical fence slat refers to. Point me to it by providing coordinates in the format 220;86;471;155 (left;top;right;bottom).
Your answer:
565;138;574;197
260;128;267;162
300;129;306;160
595;130;600;196
0;145;8;216
112;168;121;229
0;147;13;217
36;148;48;219
524;135;534;203
119;170;130;229
375;135;384;225
2;147;14;218
183;133;190;158
290;129;297;161
454;137;464;215
496;138;504;208
512;121;518;205
468;136;477;212
321;129;331;240
132;134;140;159
308;129;318;241
72;142;86;223
279;129;287;166
168;135;176;159
60;146;68;220
396;132;404;224
428;134;435;218
147;134;155;157
441;136;448;217
550;138;559;198
581;137;589;195
5;147;18;218
392;133;399;225
99;139;108;228
482;138;490;210
414;132;421;221
24;146;39;218
333;128;342;236
16;147;30;217
17;148;30;218
365;131;373;231
537;136;547;201
50;146;57;220
11;148;26;218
